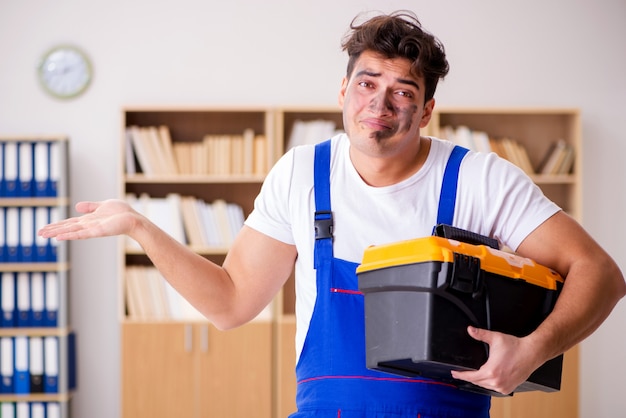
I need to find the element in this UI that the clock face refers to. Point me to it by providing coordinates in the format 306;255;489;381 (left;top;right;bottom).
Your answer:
38;45;92;99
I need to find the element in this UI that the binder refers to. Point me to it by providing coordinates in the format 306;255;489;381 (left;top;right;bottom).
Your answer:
49;207;60;262
0;336;14;393
47;402;61;418
44;336;59;393
31;272;45;327
49;141;62;197
44;272;59;327
34;207;50;262
29;336;44;393
16;402;29;418
14;335;30;394
68;332;77;390
1;402;15;418
16;272;31;327
19;207;36;262
34;141;50;197
18;141;34;197
0;141;4;196
31;402;46;418
1;272;16;327
4;141;18;197
0;207;5;262
5;207;19;262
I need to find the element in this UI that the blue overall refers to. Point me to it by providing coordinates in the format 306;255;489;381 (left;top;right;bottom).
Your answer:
290;140;490;418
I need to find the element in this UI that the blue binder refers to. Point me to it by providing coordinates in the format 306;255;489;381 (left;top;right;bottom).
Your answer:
30;273;46;328
34;142;51;197
19;207;36;263
0;207;5;262
1;272;16;328
0;336;13;393
14;336;30;394
44;336;59;393
5;207;19;263
18;142;35;198
3;142;18;197
16;272;31;328
0;142;4;197
44;272;59;327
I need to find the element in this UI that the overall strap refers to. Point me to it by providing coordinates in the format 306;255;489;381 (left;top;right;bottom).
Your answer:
313;140;333;268
436;145;469;226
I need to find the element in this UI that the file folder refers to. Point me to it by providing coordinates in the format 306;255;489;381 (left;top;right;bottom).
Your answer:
16;402;28;418
18;142;34;197
49;207;60;262
14;336;30;394
47;402;61;418
0;336;14;393
44;336;59;393
68;332;77;390
49;141;62;197
34;207;51;262
34;141;50;197
5;207;19;262
44;272;59;327
16;272;31;327
1;403;15;418
1;272;16;327
4;142;18;197
19;207;36;262
30;336;44;393
31;273;45;327
31;402;46;418
0;142;4;196
0;207;5;262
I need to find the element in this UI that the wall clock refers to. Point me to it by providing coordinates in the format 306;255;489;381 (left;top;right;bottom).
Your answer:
38;45;93;99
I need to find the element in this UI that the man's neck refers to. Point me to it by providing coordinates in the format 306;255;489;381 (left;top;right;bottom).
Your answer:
349;136;431;187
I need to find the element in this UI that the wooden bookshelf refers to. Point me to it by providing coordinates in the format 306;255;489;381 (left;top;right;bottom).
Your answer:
119;107;274;418
274;106;582;418
118;106;582;418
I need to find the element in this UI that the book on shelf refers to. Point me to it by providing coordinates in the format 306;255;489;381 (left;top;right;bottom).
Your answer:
125;193;246;250
440;125;535;175
125;125;267;177
286;119;342;150
537;139;575;175
124;265;272;322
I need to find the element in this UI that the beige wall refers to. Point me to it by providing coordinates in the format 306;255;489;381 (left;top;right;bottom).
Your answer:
1;0;625;417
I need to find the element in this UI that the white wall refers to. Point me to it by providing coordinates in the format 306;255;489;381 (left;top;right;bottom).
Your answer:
1;0;625;417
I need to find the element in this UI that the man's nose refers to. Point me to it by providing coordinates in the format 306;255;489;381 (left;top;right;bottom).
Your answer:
369;90;394;113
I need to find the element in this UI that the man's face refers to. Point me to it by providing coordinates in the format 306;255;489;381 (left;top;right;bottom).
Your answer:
338;50;433;158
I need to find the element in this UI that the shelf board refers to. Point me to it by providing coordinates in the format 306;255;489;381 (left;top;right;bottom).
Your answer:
0;197;69;207
0;262;69;272
125;174;266;184
0;327;72;337
126;246;229;256
0;392;73;403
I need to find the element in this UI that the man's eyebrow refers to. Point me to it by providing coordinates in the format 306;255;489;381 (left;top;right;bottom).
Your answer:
354;70;420;90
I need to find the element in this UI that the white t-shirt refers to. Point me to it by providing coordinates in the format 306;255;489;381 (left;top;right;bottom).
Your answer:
245;133;560;360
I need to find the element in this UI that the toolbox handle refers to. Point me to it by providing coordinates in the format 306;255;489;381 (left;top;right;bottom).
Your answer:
433;224;499;249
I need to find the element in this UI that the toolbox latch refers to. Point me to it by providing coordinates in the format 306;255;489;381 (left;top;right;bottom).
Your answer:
450;253;484;297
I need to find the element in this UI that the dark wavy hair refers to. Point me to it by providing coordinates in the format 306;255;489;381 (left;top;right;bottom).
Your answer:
341;10;449;102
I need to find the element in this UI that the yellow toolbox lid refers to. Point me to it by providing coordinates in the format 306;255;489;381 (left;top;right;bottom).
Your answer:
356;236;563;290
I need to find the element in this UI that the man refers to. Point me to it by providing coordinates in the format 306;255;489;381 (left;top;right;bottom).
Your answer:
39;10;625;417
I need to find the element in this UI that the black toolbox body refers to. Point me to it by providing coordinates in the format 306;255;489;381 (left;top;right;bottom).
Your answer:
357;235;564;396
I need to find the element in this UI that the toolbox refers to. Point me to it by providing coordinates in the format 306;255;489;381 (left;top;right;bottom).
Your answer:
356;227;564;396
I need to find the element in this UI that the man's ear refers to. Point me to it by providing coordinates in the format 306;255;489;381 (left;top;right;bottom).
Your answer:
420;98;435;128
338;77;348;106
